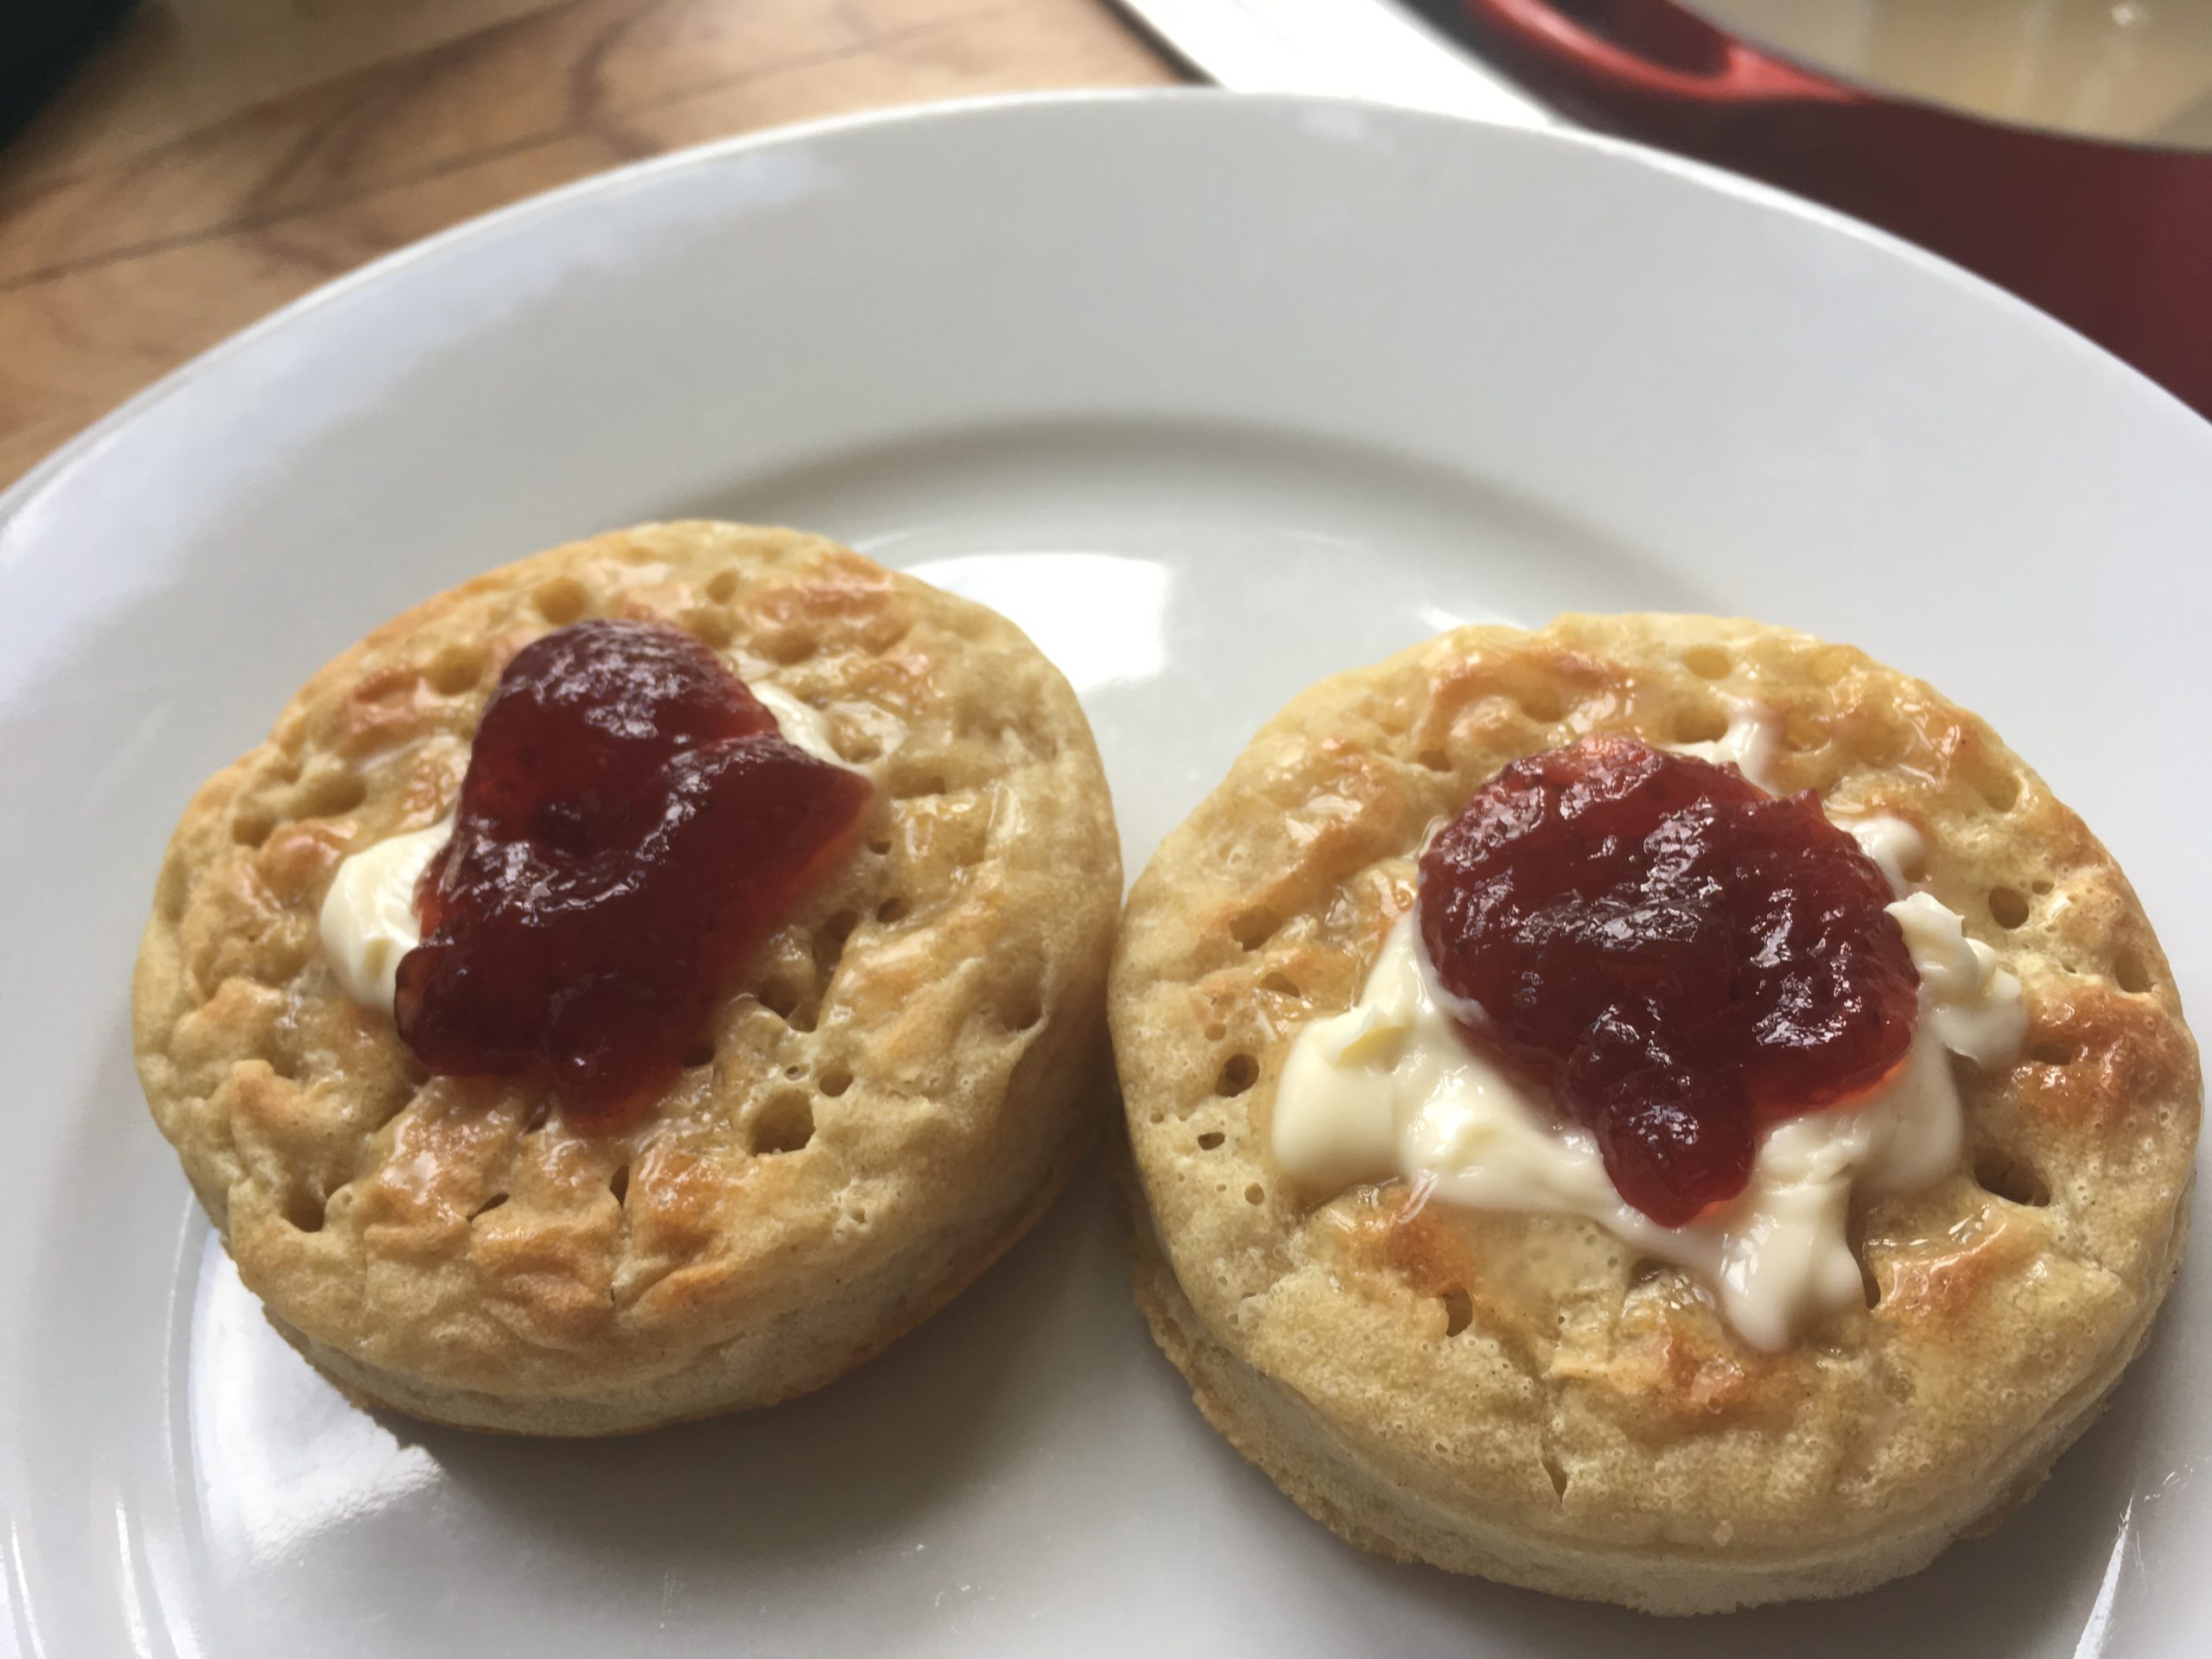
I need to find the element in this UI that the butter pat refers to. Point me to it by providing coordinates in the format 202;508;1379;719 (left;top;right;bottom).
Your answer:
319;817;450;1010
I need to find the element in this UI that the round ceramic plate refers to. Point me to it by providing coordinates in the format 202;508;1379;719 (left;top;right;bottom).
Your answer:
2;91;2206;1658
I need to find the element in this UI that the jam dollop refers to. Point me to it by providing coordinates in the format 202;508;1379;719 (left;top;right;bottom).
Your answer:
1417;733;1917;1226
393;619;871;1124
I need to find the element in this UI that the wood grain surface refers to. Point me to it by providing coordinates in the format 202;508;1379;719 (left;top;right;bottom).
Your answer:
0;0;1175;492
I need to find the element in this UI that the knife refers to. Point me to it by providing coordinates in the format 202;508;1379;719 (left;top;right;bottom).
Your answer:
1115;0;1553;128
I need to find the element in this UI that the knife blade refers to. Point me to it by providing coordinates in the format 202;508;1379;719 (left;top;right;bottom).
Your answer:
1115;0;1554;128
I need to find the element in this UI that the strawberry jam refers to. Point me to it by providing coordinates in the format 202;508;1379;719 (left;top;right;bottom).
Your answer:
393;619;871;1125
1417;734;1917;1226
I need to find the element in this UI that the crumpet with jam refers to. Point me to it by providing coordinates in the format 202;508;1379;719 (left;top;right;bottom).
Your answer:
1110;613;2196;1613
134;522;1121;1434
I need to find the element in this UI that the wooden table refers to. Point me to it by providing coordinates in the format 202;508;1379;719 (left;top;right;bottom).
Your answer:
0;0;1175;492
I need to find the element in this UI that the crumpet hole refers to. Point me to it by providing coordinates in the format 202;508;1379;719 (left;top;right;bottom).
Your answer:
995;984;1045;1033
1673;704;1730;744
812;910;858;995
1197;1131;1225;1150
1243;1183;1266;1206
758;978;799;1022
1783;708;1827;753
1418;747;1451;772
427;645;486;696
1541;1448;1569;1501
686;608;734;649
296;770;367;817
283;1191;327;1233
1258;971;1300;998
819;1066;853;1098
1848;721;1909;769
1681;645;1732;680
1974;766;2023;813
1517;688;1566;723
532;575;589;625
2115;950;2153;995
1988;887;2030;929
1440;1287;1474;1337
467;1192;508;1222
751;1090;816;1156
1217;1054;1259;1096
876;895;909;925
1230;907;1278;951
2031;1039;2078;1066
1974;1147;2051;1208
608;1166;630;1206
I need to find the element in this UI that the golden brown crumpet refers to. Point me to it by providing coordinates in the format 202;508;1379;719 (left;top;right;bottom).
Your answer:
1111;612;2196;1614
135;522;1122;1435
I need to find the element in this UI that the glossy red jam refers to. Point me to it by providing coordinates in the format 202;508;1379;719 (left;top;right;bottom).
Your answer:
1417;734;1918;1226
393;619;871;1124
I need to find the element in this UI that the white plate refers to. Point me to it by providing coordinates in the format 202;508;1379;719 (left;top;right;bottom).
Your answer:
3;91;2208;1658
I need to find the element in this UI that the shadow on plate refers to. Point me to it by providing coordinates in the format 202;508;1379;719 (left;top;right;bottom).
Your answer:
400;1162;1137;1567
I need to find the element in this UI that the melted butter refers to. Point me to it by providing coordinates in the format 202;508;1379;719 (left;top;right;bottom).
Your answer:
1671;696;1785;792
1845;813;1924;893
1271;717;2026;1351
1887;889;2028;1066
749;684;847;770
318;679;861;1014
